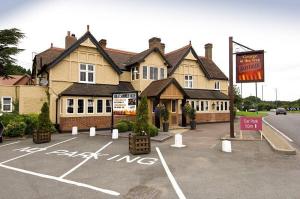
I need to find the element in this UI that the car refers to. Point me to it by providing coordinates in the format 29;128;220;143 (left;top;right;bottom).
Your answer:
276;108;287;115
248;109;257;112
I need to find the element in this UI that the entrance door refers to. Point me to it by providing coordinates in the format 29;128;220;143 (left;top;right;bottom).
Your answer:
161;99;178;127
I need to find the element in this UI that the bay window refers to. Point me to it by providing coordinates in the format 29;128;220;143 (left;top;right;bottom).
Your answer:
143;66;147;79
160;68;165;79
97;99;103;113
78;99;84;113
87;99;94;113
150;67;158;80
66;99;74;113
106;99;112;113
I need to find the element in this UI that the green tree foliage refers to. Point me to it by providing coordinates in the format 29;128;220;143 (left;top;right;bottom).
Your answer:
0;28;25;77
38;102;55;133
233;85;243;109
133;96;149;136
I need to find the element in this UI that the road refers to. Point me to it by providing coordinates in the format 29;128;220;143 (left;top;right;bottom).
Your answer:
264;112;300;147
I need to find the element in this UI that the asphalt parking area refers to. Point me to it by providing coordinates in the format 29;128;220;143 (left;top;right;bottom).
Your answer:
0;134;178;199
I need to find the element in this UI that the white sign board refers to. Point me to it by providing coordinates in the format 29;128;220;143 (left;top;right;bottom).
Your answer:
113;92;137;115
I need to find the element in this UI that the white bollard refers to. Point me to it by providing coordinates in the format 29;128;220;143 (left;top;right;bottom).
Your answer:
222;140;232;152
72;126;78;135
171;133;186;148
112;129;118;139
90;127;96;137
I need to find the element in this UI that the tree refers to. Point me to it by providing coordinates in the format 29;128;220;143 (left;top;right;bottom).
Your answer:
133;97;149;136
38;102;55;133
233;85;243;110
0;28;25;77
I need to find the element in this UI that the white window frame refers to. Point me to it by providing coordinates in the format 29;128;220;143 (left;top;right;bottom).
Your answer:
97;99;103;113
77;98;85;114
214;81;220;90
171;100;176;113
184;75;193;88
79;63;95;84
87;99;94;114
205;101;209;111
66;98;74;114
1;96;12;112
105;99;112;113
150;66;159;80
131;66;139;81
142;66;148;79
160;68;165;80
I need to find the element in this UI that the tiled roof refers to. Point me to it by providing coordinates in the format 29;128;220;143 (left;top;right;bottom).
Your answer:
104;48;137;70
35;47;64;69
184;88;229;100
199;57;228;80
0;75;31;85
140;78;186;97
165;45;190;72
60;81;135;97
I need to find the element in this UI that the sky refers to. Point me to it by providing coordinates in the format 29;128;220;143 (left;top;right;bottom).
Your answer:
0;0;299;101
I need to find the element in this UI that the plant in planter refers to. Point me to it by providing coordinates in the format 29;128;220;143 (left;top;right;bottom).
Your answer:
33;102;55;144
129;96;151;155
185;103;197;130
160;104;169;132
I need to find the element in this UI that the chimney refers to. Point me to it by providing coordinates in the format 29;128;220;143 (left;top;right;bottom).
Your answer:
50;43;53;48
65;31;77;49
205;43;213;60
149;37;165;54
99;39;107;48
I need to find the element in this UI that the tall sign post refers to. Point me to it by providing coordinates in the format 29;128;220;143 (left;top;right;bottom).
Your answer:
229;37;235;138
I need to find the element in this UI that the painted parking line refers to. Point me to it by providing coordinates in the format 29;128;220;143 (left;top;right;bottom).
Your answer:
0;164;120;196
263;117;293;142
156;147;186;199
0;141;20;148
59;141;113;179
0;137;77;165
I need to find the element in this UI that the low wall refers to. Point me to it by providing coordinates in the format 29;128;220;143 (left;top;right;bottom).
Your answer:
186;112;230;124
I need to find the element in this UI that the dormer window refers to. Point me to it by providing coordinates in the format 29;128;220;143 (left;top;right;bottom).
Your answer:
79;64;95;83
214;81;220;90
131;66;139;80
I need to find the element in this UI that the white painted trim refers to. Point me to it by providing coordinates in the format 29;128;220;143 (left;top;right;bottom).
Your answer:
0;141;20;148
263;117;293;142
1;96;13;112
66;98;74;114
59;141;112;179
0;164;119;196
78;63;95;84
156;147;186;199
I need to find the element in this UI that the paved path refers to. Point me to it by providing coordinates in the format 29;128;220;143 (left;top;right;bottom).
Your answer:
264;112;300;148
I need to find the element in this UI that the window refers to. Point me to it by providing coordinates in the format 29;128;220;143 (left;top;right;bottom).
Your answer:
131;66;139;80
66;99;74;113
221;101;224;111
1;97;12;112
78;99;84;113
106;99;112;113
224;101;228;111
216;101;220;111
150;67;158;80
171;100;176;112
87;99;94;113
160;68;165;79
191;101;195;109
97;99;103;113
214;81;220;90
205;101;209;111
79;64;95;83
195;101;199;111
143;66;147;79
201;101;204;111
184;75;193;88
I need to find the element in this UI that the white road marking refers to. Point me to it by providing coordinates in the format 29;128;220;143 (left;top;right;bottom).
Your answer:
263;118;293;142
156;147;186;199
0;141;20;148
0;137;77;164
59;141;112;179
0;163;120;196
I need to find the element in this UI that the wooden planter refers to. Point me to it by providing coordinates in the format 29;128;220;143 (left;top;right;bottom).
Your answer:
33;131;51;144
129;133;151;155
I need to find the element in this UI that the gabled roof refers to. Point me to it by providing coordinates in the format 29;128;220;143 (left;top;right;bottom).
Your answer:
0;75;32;85
198;57;228;80
104;48;137;70
140;78;187;97
124;47;172;68
60;81;135;97
38;31;122;75
184;88;229;100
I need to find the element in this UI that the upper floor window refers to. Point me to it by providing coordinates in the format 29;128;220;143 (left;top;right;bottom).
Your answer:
80;64;95;83
214;81;220;90
131;66;139;80
160;68;165;79
184;75;193;88
1;97;12;112
150;67;158;80
143;66;147;79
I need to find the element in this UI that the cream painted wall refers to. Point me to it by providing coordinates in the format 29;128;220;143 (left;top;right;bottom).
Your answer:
131;51;168;91
120;71;131;82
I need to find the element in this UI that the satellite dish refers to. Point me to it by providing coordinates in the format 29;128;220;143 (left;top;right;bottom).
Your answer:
40;78;48;86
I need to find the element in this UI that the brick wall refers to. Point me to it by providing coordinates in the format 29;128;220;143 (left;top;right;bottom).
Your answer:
60;115;136;132
187;113;230;124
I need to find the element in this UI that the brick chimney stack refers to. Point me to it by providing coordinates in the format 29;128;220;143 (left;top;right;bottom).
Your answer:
149;37;165;54
65;31;77;49
99;39;107;48
205;43;213;60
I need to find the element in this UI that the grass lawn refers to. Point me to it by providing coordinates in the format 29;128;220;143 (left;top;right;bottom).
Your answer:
236;111;268;117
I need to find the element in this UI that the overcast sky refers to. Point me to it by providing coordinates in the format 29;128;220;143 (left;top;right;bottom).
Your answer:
0;0;299;101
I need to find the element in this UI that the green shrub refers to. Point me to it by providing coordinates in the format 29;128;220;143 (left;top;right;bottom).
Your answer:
118;119;134;131
133;96;149;136
23;114;39;135
0;113;24;127
4;120;26;137
148;124;159;137
160;105;169;122
116;121;129;132
38;103;56;133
